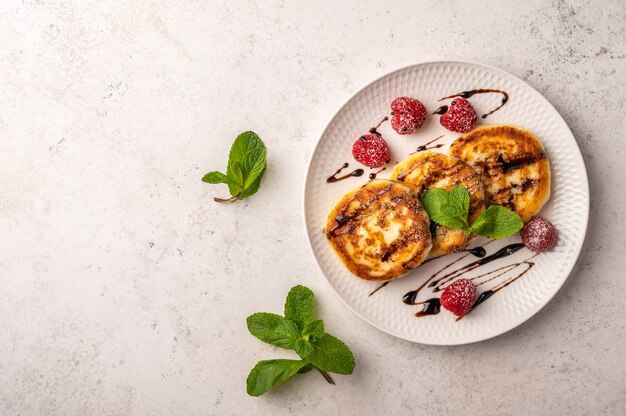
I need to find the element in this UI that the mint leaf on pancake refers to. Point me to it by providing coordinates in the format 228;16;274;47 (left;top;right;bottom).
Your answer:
469;205;523;239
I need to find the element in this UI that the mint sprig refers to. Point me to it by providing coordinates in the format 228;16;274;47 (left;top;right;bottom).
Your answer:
467;205;524;238
202;131;266;203
246;285;355;397
421;187;469;230
420;186;523;239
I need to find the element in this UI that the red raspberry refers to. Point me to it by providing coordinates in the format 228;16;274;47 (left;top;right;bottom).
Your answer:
520;217;557;252
440;278;477;317
439;97;477;133
390;97;428;135
352;134;390;168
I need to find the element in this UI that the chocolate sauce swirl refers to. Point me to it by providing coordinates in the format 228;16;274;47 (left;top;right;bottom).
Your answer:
439;89;509;119
326;163;364;183
415;135;445;152
369;167;386;180
433;105;448;115
369;116;389;136
400;243;536;319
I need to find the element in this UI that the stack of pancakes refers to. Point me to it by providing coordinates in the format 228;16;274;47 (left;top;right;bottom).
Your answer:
325;125;551;281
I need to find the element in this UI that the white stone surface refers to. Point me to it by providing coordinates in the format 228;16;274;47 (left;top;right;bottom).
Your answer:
0;0;624;414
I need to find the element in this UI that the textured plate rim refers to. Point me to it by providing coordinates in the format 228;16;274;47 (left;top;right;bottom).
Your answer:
302;59;589;345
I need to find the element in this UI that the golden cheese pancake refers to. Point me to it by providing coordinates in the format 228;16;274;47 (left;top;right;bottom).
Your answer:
390;151;486;256
325;180;432;281
449;125;551;222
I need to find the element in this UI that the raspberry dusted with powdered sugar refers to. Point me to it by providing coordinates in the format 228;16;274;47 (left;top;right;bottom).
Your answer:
351;134;391;168
520;217;557;252
390;97;428;135
439;97;477;133
440;278;477;317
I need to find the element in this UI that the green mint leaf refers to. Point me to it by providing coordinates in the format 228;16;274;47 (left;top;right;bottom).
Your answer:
284;285;315;330
294;338;313;358
421;188;454;226
229;161;244;187
224;161;245;198
420;186;470;230
246;313;300;349
240;165;265;199
227;132;263;181
229;131;265;168
203;131;266;202
469;205;524;239
444;186;470;219
303;320;324;341
242;147;267;189
201;171;228;184
273;319;302;348
305;334;355;375
227;132;266;199
246;359;308;397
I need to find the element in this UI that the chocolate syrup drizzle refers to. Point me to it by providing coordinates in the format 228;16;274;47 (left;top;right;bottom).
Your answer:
368;281;389;297
497;153;546;174
368;241;491;298
415;298;441;317
400;243;536;319
438;89;510;119
369;167;386;180
466;246;487;257
326;163;364;183
412;259;536;320
368;239;536;318
455;258;536;321
415;135;445;152
424;243;526;294
369;116;389;136
433;106;448;115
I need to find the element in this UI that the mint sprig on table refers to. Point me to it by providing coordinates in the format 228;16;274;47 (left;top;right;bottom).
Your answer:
246;285;355;397
202;131;266;203
421;186;523;238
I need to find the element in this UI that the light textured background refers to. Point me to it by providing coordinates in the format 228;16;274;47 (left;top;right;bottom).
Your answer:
0;0;624;415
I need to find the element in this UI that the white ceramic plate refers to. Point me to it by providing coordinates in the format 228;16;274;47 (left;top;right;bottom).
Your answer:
303;61;589;345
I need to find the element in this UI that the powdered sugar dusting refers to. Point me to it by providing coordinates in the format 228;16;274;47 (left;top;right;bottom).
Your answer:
352;134;390;168
439;97;477;133
520;217;557;252
390;97;428;134
440;278;477;316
